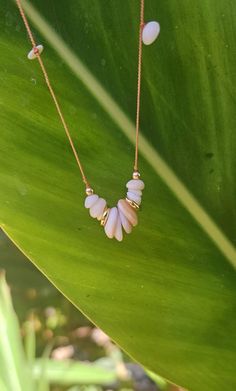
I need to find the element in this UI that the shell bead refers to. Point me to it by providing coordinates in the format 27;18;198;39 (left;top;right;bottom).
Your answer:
142;21;160;45
117;199;138;227
114;215;123;242
89;198;106;219
27;44;44;60
127;189;142;196
85;194;99;208
104;207;118;239
119;210;132;234
126;179;145;191
127;191;142;205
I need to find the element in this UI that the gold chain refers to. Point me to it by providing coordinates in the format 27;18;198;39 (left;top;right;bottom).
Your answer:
15;0;144;189
134;0;144;172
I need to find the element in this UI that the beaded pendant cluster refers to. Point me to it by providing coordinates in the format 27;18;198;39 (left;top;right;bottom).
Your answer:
84;172;144;241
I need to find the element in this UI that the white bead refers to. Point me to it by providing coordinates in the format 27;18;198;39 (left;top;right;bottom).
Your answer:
84;194;99;209
104;207;118;239
89;198;106;219
27;45;44;60
127;191;142;205
127;189;142;196
142;21;160;45
119;210;132;234
117;199;138;227
114;215;123;242
126;179;145;191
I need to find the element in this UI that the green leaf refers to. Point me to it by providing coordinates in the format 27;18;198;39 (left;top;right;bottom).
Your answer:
0;1;236;390
32;333;53;391
33;359;117;386
0;271;33;391
147;370;168;390
24;319;36;365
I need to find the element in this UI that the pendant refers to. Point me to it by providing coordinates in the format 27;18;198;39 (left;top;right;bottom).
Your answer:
84;173;144;241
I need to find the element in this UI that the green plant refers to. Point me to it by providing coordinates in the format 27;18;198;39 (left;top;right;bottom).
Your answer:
0;271;122;390
0;1;236;390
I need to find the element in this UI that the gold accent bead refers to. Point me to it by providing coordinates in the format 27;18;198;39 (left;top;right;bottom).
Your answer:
125;197;140;210
100;207;110;226
86;187;94;195
132;171;141;179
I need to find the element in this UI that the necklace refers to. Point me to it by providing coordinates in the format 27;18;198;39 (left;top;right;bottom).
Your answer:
16;0;160;241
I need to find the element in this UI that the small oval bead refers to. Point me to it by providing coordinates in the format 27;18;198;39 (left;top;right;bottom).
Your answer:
142;21;160;45
27;44;44;60
127;191;142;205
104;207;118;239
84;194;99;209
127;189;142;196
133;171;140;179
119;210;132;234
117;199;138;227
86;187;94;195
89;198;106;219
114;215;123;242
126;179;145;191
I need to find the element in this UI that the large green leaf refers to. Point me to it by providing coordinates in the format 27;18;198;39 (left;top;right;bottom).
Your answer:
0;0;236;390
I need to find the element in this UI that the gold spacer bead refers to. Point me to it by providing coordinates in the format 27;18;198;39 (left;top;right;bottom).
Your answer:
133;171;141;179
100;207;110;226
125;197;140;210
86;187;94;195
